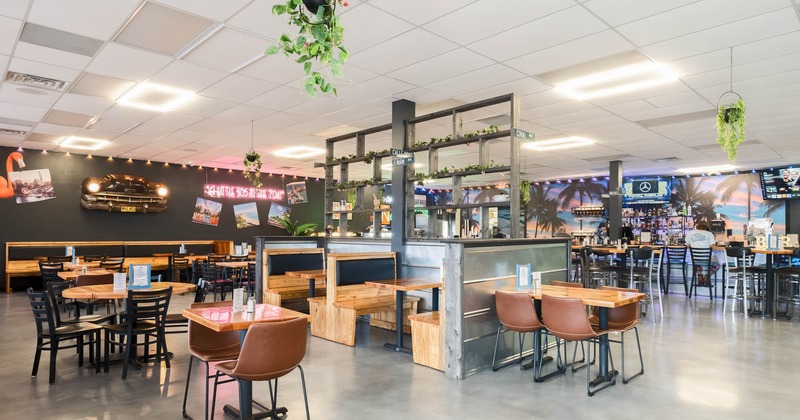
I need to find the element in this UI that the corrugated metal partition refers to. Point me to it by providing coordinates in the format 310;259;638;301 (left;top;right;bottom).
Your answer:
444;240;569;379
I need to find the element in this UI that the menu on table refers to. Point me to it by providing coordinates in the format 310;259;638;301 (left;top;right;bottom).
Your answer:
129;263;152;289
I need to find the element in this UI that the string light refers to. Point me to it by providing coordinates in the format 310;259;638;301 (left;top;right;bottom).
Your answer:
42;150;48;154
127;158;133;163
87;154;93;159
146;160;151;165
107;156;113;161
65;152;71;157
16;146;23;152
164;162;169;166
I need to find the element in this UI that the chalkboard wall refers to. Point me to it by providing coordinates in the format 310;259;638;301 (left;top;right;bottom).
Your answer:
0;146;324;269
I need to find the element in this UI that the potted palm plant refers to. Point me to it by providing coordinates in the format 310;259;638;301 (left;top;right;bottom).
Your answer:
270;214;318;236
266;0;348;97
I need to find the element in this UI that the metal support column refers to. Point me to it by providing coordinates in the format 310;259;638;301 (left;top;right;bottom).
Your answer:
391;99;415;254
609;160;622;242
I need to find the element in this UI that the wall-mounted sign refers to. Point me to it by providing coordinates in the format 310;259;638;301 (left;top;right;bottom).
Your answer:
204;184;285;201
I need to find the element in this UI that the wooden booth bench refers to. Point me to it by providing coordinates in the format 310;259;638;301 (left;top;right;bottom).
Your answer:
262;248;326;306
408;311;444;371
308;252;419;346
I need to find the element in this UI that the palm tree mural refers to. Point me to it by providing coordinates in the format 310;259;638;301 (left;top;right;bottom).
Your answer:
716;174;759;221
556;180;607;230
692;192;724;226
525;184;564;238
672;177;709;213
760;200;785;218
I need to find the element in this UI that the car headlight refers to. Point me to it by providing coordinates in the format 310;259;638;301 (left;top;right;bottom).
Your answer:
88;182;100;193
157;187;168;196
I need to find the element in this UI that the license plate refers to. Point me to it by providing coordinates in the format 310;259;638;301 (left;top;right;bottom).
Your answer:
120;206;137;212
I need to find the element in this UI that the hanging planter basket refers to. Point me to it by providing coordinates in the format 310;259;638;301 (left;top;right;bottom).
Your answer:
715;91;745;162
243;149;263;188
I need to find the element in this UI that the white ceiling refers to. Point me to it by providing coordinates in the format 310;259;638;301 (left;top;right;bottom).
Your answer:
1;0;799;182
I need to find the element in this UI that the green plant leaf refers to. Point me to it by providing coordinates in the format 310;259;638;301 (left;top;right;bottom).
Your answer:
264;45;279;55
272;4;287;14
303;61;312;74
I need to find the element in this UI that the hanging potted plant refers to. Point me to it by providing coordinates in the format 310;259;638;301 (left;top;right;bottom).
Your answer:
266;0;349;97
715;97;745;162
520;180;531;206
243;149;263;188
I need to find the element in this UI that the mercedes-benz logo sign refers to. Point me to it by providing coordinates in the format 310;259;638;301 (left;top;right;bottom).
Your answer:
638;182;652;193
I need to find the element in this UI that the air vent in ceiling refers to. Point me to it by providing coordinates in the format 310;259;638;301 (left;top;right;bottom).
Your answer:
653;156;679;162
6;71;69;91
0;128;27;136
276;166;300;171
583;154;632;162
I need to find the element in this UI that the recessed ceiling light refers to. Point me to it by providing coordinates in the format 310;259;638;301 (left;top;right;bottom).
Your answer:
523;137;594;151
117;82;196;112
272;146;325;159
59;136;109;150
676;165;735;174
554;62;678;100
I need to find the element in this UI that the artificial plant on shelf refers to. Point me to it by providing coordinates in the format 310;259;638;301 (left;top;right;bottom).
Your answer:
715;98;745;162
520;180;531;206
266;0;349;97
270;214;318;236
243;150;263;188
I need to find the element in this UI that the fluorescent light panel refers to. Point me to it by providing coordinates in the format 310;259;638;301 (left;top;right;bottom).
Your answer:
273;146;325;159
117;82;196;112
60;136;109;150
677;165;735;174
523;136;594;151
555;62;678;100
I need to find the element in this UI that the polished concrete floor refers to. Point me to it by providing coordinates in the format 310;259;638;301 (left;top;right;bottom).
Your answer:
1;284;798;420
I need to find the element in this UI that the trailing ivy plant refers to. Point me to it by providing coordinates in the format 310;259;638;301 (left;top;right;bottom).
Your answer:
520;180;531;206
716;98;745;162
266;0;349;97
243;150;263;188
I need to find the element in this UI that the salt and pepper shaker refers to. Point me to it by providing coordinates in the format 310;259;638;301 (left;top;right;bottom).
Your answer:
246;295;255;313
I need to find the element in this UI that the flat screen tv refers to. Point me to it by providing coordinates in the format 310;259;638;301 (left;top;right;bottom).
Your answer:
621;179;671;204
760;167;800;200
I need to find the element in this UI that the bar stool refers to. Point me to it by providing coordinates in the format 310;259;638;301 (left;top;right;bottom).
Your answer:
662;246;687;295
773;248;800;320
723;246;754;317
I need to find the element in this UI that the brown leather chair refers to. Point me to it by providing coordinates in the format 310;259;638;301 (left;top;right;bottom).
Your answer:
491;291;559;382
589;286;644;384
211;317;310;420
551;280;583;288
541;294;616;396
182;301;241;420
27;288;103;383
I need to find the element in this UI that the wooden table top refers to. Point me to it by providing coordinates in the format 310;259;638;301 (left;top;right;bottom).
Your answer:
285;269;327;279
751;248;796;255
528;285;645;308
216;261;251;268
62;282;195;299
364;278;443;291
182;304;309;332
57;268;115;281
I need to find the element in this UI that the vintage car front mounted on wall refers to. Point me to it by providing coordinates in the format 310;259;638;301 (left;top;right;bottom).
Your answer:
80;174;168;213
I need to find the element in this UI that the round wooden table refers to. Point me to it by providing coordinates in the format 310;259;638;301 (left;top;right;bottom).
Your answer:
62;282;196;299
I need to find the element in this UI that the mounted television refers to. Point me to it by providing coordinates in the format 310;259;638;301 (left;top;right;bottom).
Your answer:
621;179;672;204
759;167;800;200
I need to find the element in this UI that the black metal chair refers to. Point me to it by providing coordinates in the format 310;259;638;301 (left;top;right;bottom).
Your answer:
578;246;622;288
199;261;233;301
723;246;755;316
38;261;63;290
619;247;662;319
689;247;716;299
99;258;125;272
104;287;172;379
27;288;103;383
773;248;800;320
662;246;688;295
169;255;190;283
47;255;72;263
82;255;106;262
46;280;117;325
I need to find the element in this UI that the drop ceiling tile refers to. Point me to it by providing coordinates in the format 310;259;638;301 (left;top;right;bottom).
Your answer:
12;42;93;70
100;104;159;124
146;112;204;129
246;86;314;111
185;117;242;134
153;0;252;21
617;0;788;46
31;122;79;136
683;51;800;90
54;93;114;115
283;118;341;136
114;2;215;56
111;133;155;146
8;57;82;85
641;8;799;62
213;104;277;123
427;64;527;97
226;0;288;40
425;0;574;46
43;110;94;127
89;118;138;133
369;0;475;25
0;0;29;19
336;76;415;106
507;31;635;77
69;73;136;100
149;60;228;92
283;96;344;118
125;123;177;138
468;6;607;62
178;95;236;118
645;90;706;108
0;15;22;55
387;48;494;86
600;99;656;115
0;83;60;108
348;29;457;75
26;132;63;144
339;3;415;54
200;74;278;103
455;77;552;104
534;108;613;128
183;27;269;72
27;0;141;39
0;100;48;121
389;88;451;108
582;0;698;26
235;53;307;85
255;111;307;131
86;43;173;82
160;129;208;143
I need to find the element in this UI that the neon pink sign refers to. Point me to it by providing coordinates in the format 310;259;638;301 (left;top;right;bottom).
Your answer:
204;184;285;201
